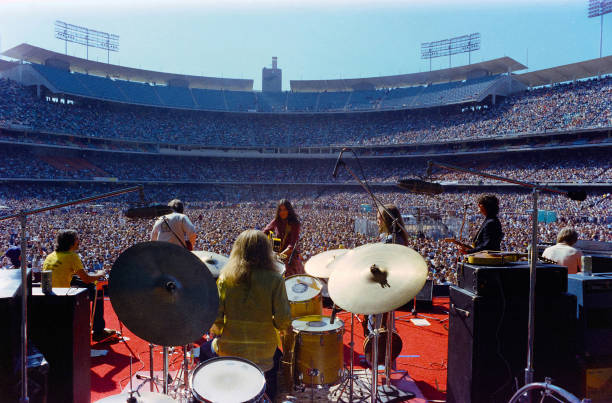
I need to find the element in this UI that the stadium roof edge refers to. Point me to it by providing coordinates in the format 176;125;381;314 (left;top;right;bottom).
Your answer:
289;57;527;92
1;43;254;91
513;55;612;87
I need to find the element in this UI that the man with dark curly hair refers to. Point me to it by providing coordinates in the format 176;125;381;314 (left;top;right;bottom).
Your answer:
460;194;504;254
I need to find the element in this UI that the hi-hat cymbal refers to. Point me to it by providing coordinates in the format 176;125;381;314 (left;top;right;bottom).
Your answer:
304;249;348;278
110;241;219;346
192;250;229;278
96;391;176;403
327;243;427;315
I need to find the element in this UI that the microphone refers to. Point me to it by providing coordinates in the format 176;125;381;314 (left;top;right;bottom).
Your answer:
567;190;587;202
332;148;347;178
397;178;444;195
124;205;174;219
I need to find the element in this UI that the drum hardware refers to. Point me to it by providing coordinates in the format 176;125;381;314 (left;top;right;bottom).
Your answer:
327;242;428;403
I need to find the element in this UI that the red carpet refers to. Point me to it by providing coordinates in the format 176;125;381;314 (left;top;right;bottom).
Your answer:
91;297;450;402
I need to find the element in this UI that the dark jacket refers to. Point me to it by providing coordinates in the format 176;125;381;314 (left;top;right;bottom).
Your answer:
467;216;503;253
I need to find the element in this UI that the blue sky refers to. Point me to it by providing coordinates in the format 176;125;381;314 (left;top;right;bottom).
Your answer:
0;0;610;90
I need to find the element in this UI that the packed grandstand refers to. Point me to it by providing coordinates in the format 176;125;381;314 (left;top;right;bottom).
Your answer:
0;43;610;288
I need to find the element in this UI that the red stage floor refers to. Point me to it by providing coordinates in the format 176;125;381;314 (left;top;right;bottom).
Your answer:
91;297;450;402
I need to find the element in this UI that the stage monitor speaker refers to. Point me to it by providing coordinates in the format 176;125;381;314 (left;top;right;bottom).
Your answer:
446;285;578;403
400;279;433;310
28;288;90;403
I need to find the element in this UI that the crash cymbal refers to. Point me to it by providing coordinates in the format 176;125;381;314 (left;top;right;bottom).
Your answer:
327;243;427;315
96;391;176;403
192;250;229;278
110;241;219;346
304;249;348;278
95;392;175;403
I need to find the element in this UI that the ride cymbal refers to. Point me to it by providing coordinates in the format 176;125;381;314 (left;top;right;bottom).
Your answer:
192;250;229;278
327;243;427;315
110;241;219;346
304;249;348;278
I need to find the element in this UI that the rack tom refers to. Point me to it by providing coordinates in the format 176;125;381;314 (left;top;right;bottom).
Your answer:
284;274;323;318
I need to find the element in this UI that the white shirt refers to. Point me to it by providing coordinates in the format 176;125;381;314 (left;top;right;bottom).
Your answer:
150;212;196;247
542;243;582;274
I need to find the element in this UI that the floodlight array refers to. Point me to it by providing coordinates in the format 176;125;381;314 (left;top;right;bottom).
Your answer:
588;0;612;17
421;33;481;60
54;20;119;52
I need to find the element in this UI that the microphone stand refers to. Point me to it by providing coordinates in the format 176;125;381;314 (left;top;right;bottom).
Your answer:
0;185;143;403
428;160;584;400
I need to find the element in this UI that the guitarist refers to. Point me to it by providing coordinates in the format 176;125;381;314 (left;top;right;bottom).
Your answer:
150;199;197;250
459;194;504;254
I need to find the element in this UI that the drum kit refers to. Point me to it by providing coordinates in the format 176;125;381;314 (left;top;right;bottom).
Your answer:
288;243;428;403
97;239;427;403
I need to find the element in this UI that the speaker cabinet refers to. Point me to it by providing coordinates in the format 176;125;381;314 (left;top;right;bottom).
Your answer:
446;285;578;403
28;288;90;403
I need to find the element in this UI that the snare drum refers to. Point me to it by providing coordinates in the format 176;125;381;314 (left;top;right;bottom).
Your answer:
290;315;345;386
285;274;323;318
190;357;266;402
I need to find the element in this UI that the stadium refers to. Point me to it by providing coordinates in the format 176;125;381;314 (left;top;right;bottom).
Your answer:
1;5;611;403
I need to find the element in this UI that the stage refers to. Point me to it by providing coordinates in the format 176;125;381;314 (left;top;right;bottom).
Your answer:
90;297;450;402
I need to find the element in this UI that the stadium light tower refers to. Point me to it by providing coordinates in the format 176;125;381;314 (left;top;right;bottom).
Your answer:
421;33;481;71
588;0;612;58
54;20;119;63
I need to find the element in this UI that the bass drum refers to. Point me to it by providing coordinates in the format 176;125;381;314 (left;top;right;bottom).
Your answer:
190;357;266;402
363;330;403;367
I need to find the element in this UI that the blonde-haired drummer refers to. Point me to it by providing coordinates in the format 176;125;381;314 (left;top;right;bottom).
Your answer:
206;230;291;400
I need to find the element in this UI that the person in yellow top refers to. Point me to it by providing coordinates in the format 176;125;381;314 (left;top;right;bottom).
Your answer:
42;229;118;342
205;229;291;401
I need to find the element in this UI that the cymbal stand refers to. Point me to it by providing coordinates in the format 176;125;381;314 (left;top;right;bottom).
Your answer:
369;314;383;403
163;346;169;394
332;311;360;403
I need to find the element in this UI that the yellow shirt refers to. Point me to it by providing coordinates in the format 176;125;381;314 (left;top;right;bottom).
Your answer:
213;269;291;371
42;251;83;288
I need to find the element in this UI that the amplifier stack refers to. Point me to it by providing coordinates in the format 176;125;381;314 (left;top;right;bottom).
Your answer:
447;262;577;403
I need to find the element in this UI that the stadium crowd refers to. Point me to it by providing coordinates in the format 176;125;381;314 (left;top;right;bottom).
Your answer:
0;76;610;148
2;184;610;285
1;146;610;184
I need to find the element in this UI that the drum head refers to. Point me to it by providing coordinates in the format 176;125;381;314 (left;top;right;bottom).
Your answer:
191;357;265;403
285;275;322;302
292;315;344;333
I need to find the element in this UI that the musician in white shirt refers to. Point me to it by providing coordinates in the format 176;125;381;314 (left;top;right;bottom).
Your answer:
542;227;582;274
151;199;197;249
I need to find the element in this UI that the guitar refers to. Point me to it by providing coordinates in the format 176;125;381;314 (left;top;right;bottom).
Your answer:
442;237;472;250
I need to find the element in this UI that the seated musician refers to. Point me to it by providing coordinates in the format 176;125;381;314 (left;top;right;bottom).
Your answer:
42;229;119;342
459;195;504;254
263;199;304;276
205;230;291;401
542;227;582;274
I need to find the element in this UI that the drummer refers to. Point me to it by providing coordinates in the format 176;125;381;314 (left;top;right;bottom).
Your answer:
204;230;291;401
263;199;304;276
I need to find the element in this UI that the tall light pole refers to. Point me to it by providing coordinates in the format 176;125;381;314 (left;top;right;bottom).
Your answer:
588;0;612;58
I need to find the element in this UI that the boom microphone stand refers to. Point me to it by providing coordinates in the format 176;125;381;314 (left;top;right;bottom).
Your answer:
427;160;586;399
0;185;144;403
